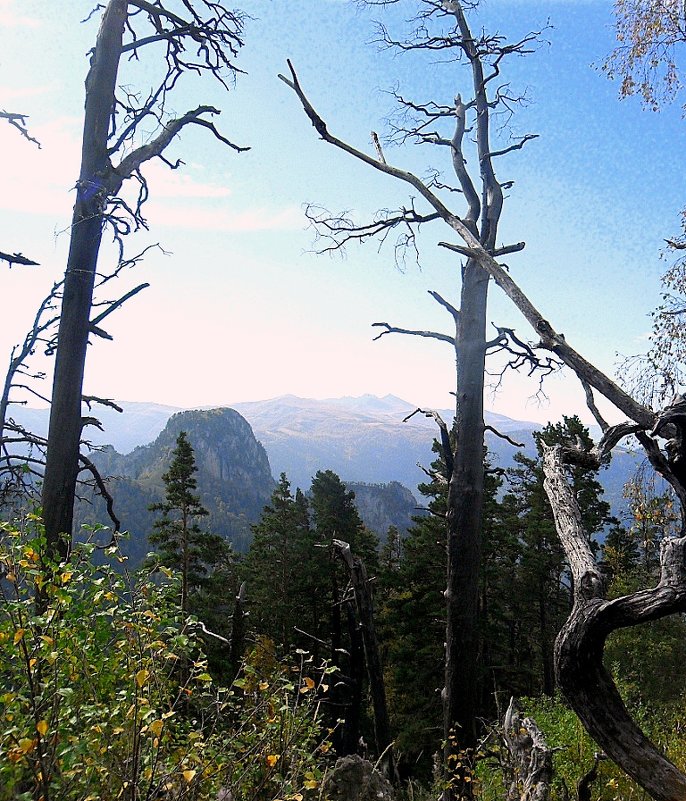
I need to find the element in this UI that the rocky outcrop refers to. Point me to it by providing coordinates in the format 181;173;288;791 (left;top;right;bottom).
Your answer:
321;755;394;801
77;408;274;559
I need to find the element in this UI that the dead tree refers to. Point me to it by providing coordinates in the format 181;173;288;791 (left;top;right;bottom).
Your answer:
501;698;553;801
0;284;60;503
333;539;394;776
40;0;247;561
281;2;686;798
280;1;546;791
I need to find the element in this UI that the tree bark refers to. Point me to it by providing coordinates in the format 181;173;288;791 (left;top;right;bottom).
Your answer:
229;581;247;679
334;540;393;773
444;258;488;758
41;0;127;560
501;697;552;801
543;444;686;801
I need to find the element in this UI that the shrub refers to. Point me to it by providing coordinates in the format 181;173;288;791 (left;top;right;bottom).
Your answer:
0;517;331;801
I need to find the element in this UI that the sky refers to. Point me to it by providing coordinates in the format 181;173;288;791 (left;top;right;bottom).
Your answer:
0;0;684;427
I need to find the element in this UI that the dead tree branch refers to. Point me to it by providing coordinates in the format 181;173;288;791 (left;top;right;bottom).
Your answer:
372;322;454;344
484;425;524;449
0;251;40;268
403;407;453;479
1;110;41;148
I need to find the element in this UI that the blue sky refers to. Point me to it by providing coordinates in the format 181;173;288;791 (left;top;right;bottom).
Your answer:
0;0;684;425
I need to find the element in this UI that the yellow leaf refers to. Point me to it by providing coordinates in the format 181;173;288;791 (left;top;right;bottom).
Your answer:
19;737;37;754
13;628;25;644
266;754;279;767
182;769;196;783
304;779;318;789
6;572;16;583
304;676;315;689
259;680;269;691
61;572;73;584
149;719;164;738
135;669;149;688
36;720;48;737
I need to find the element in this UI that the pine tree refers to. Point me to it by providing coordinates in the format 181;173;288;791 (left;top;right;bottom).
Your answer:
149;431;230;615
244;474;319;651
309;469;379;755
478;471;526;710
378;448;515;773
310;469;379;568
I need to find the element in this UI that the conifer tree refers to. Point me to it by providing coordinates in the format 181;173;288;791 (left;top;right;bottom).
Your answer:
149;431;229;616
310;470;379;568
379;459;445;776
244;474;319;651
378;448;514;773
309;469;379;755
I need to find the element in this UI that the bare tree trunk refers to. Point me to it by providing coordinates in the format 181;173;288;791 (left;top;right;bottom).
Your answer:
445;259;488;757
229;581;247;679
543;444;686;801
41;0;126;560
39;0;245;561
341;603;365;756
334;540;393;773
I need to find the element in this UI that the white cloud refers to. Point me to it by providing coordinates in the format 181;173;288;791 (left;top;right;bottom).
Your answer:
0;83;54;102
0;0;41;27
141;161;233;199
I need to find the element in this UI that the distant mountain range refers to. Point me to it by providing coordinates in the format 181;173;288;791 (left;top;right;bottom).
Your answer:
14;393;543;488
17;394;640;549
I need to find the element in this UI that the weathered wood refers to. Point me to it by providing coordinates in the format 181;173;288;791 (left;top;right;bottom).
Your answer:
501;698;553;801
333;540;393;773
229;581;247;679
543;444;686;801
42;0;127;561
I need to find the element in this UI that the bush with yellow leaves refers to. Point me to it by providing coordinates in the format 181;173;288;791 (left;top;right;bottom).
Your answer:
0;517;332;801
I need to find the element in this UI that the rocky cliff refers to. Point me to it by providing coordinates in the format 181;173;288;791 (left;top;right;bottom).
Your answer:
78;408;274;558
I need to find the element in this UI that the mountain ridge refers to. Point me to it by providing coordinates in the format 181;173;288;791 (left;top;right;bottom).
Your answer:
16;394;635;519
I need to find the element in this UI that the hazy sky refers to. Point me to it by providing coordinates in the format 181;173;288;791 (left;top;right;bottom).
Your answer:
1;0;683;425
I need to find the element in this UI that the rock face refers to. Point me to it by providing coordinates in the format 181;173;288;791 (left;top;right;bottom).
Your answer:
78;408;274;559
345;480;422;539
321;755;394;801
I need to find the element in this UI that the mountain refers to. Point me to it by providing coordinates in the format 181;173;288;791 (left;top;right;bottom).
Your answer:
345;480;423;538
18;394;638;525
229;394;541;494
77;408;274;559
